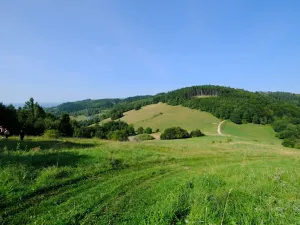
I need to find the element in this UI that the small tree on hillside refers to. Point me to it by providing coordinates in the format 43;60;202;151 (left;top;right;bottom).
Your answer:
137;127;144;135
145;127;152;134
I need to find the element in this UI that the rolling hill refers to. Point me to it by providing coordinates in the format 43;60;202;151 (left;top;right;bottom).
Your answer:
46;85;300;148
120;103;220;135
100;102;279;144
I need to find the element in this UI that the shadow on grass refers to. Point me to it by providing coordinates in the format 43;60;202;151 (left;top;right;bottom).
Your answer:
0;139;96;151
0;151;89;168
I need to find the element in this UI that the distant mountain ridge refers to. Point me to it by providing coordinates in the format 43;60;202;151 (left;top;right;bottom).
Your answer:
47;95;152;116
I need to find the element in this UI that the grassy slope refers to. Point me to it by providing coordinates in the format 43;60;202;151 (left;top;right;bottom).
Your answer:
222;121;279;143
120;103;220;134
1;136;300;224
70;115;89;121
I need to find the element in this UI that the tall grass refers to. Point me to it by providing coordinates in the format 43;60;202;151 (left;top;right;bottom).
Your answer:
0;136;300;224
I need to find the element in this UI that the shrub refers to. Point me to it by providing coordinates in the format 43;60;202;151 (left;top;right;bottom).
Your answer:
190;129;205;138
145;127;152;134
160;127;190;140
155;128;160;133
108;130;128;141
226;137;233;143
135;134;155;141
282;138;296;148
44;129;60;139
137;127;144;135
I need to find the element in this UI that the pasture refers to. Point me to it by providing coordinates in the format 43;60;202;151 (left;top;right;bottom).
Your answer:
120;103;220;135
222;121;279;143
1;135;300;224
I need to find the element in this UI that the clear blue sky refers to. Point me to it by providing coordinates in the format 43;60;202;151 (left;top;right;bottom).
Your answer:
1;0;300;103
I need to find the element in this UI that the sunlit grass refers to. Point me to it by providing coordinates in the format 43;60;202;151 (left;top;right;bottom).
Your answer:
0;136;299;224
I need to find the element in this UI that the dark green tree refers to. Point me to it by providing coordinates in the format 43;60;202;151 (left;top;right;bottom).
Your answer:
160;127;190;140
59;114;73;137
137;127;144;135
145;127;152;134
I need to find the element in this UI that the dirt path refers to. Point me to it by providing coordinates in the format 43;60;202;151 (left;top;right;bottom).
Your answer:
218;120;226;135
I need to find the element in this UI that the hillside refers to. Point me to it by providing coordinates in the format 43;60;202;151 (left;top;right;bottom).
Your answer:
99;103;281;144
120;103;220;135
46;85;300;148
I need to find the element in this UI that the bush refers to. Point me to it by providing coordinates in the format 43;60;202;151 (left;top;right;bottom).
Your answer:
108;130;128;141
190;129;205;138
160;127;190;140
44;129;60;139
282;138;296;148
226;137;233;143
145;127;152;134
135;134;155;141
137;127;144;135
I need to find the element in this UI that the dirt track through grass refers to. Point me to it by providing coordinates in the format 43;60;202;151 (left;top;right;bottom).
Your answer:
218;120;226;135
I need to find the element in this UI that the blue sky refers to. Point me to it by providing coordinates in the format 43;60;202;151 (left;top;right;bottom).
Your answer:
1;0;300;103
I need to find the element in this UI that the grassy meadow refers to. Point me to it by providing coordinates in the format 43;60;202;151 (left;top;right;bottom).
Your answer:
222;121;279;143
120;103;220;135
1;133;300;224
70;115;89;122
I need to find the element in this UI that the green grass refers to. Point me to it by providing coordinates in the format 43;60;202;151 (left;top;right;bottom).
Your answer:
0;135;300;224
120;103;220;134
70;115;89;121
222;121;279;143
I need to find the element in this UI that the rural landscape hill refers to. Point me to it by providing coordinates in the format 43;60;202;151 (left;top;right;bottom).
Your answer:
49;85;300;147
1;84;300;224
